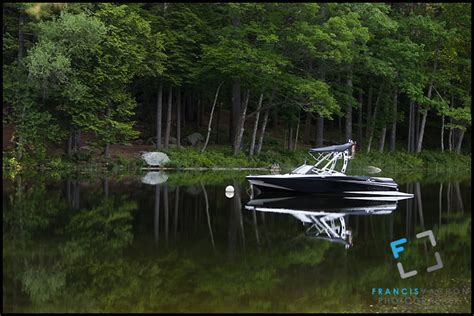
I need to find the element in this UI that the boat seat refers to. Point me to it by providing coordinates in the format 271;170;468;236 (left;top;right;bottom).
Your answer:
309;142;353;153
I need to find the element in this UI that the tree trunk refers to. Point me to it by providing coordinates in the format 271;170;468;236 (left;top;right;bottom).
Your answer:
448;118;453;152
455;128;465;154
315;116;324;147
416;60;437;153
415;104;420;149
345;67;353;141
66;130;73;157
185;90;193;123
182;90;187;129
231;79;241;144
249;93;263;156
165;86;172;149
407;100;415;153
256;109;269;155
293;111;301;152
287;124;293;151
255;90;274;155
156;82;163;149
303;113;312;144
233;89;250;156
440;115;444;152
176;86;181;147
357;90;363;145
74;129;81;151
379;127;386;152
412;101;417;153
407;101;412;152
366;86;373;137
366;85;384;153
202;82;223;153
389;87;397;152
415;110;428;153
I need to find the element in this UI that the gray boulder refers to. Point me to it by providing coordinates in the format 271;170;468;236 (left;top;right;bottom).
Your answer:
141;172;169;185
184;132;204;146
141;151;170;166
366;166;382;174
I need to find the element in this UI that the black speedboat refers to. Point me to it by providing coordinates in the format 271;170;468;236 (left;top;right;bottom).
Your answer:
246;140;413;200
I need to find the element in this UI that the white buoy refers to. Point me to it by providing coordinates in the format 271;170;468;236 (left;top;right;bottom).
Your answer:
225;185;235;198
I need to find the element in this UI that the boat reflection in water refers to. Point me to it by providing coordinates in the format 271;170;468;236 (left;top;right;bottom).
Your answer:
245;193;409;248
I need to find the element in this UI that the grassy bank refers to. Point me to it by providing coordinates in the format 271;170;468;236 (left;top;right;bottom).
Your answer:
163;146;471;170
2;145;471;180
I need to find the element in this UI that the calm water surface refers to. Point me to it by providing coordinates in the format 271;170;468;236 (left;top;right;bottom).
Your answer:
2;171;471;312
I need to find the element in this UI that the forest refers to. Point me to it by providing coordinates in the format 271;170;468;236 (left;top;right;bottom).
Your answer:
2;3;471;166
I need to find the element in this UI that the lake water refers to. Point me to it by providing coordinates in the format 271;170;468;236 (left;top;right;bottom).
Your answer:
2;171;471;313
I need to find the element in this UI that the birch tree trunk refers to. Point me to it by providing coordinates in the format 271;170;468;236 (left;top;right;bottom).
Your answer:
249;93;263;156
287;124;293;151
233;89;249;156
202;82;223;153
156;82;163;149
256;90;274;155
165;86;172;149
256;109;269;155
416;60;437;153
379;127;386;153
415;109;428;153
366;85;383;153
231;79;241;144
293;114;300;152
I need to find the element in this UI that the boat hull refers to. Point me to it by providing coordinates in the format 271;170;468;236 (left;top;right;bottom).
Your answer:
247;174;399;196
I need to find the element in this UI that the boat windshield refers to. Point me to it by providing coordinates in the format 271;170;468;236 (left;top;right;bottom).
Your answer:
291;164;314;174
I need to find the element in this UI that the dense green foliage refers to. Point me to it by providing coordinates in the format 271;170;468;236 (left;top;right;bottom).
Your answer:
3;3;471;163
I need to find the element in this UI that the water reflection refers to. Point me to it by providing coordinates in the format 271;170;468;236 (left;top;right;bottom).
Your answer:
246;194;403;248
2;173;471;313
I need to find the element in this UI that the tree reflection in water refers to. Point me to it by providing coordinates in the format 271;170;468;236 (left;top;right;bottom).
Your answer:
2;173;471;313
